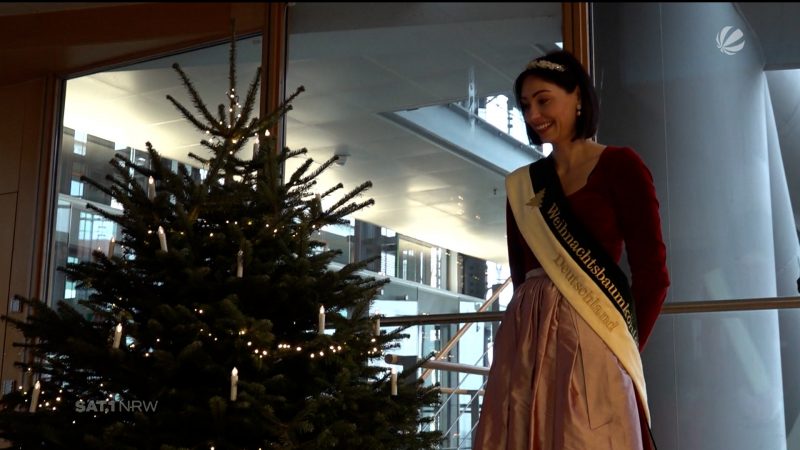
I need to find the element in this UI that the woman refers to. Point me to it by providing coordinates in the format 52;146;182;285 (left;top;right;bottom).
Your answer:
472;50;669;449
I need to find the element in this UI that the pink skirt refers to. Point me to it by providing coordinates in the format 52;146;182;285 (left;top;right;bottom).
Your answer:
472;268;646;450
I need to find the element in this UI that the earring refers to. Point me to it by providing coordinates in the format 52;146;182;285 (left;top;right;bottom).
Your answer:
577;104;582;117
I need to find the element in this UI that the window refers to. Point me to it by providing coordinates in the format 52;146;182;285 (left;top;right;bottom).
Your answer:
46;36;262;307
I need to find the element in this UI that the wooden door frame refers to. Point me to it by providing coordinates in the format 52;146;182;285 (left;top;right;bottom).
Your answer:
562;2;592;77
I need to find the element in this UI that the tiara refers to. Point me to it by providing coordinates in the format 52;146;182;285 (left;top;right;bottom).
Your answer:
526;59;566;72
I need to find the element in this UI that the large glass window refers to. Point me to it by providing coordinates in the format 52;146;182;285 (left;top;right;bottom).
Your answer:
285;1;561;295
47;36;263;311
285;3;562;447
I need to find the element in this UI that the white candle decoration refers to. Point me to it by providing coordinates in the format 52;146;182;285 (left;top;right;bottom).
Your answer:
374;309;381;335
112;323;122;349
108;237;116;258
147;176;156;201
318;306;325;334
230;367;238;401
157;226;168;252
236;250;244;278
390;368;398;396
29;381;40;413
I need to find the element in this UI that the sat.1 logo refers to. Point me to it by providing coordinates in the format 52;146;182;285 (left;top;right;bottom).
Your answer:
716;26;745;55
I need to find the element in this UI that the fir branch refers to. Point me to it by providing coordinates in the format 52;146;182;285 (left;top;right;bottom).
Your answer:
167;63;222;133
187;152;210;167
227;21;238;127
235;68;261;131
323;181;373;214
297;155;340;186
320;182;344;199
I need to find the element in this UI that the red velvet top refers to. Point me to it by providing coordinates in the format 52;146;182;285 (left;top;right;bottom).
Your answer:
506;146;670;350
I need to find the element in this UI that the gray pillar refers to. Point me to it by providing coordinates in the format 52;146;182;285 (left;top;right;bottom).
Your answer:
594;3;792;449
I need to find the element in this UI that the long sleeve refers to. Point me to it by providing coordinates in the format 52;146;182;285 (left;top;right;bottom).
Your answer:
609;148;670;350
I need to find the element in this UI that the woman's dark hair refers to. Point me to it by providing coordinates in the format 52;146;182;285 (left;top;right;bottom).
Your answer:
513;50;599;146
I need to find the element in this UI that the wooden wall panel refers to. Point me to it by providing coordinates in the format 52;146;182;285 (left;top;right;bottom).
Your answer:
0;2;267;86
0;192;20;390
0;88;23;195
0;77;49;390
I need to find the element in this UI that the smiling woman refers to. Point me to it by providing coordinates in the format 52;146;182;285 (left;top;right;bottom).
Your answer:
473;49;669;450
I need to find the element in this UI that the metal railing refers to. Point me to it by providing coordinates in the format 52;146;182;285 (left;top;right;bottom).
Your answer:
382;296;800;327
418;277;511;381
384;292;800;449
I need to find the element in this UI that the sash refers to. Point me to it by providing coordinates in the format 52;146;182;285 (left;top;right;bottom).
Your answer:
505;157;651;425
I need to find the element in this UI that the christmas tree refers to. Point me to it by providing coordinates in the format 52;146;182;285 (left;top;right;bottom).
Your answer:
0;32;442;450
